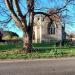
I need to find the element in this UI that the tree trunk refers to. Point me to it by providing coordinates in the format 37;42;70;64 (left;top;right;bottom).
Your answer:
22;0;34;53
23;32;32;53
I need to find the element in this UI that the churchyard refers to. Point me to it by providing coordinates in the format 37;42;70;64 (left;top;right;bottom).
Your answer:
0;42;75;59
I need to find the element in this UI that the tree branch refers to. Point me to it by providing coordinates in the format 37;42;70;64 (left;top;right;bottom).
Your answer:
34;12;51;16
14;0;23;18
5;0;25;29
34;12;53;23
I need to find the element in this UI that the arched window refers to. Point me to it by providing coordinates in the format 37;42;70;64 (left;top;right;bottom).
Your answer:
33;31;35;40
48;23;55;34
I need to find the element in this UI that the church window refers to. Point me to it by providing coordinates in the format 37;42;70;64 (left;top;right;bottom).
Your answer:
48;23;55;34
37;17;40;20
42;18;44;21
33;31;35;40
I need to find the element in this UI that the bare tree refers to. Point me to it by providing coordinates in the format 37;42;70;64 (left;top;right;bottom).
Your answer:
0;0;74;53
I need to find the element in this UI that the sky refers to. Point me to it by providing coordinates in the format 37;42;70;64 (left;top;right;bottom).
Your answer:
0;0;75;37
39;0;75;34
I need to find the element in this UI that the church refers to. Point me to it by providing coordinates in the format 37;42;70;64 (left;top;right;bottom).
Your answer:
33;10;66;43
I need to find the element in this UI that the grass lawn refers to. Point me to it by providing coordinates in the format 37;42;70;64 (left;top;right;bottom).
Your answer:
0;43;75;59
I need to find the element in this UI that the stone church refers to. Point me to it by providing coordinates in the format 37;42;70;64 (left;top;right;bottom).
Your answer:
33;10;66;43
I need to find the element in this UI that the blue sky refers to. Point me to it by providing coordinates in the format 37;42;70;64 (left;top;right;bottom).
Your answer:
0;0;75;37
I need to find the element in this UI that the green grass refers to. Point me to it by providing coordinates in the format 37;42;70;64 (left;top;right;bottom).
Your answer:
0;48;74;59
0;43;75;59
0;43;22;50
32;43;55;47
0;43;56;51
